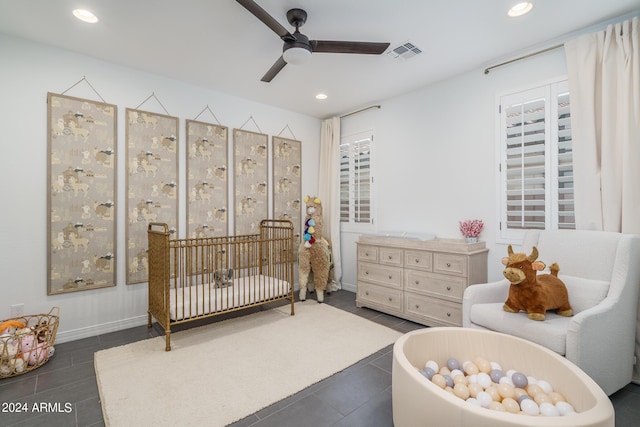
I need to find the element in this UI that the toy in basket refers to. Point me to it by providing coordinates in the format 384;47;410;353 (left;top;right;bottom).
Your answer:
0;307;59;378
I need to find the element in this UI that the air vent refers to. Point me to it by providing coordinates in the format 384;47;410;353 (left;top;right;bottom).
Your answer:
387;41;423;60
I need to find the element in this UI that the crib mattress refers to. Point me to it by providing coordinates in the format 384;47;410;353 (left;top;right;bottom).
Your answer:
169;274;291;321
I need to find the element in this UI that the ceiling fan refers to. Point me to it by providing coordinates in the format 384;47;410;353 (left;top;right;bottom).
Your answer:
236;0;391;82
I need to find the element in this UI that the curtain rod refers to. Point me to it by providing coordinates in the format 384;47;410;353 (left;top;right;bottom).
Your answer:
340;105;381;119
484;44;564;75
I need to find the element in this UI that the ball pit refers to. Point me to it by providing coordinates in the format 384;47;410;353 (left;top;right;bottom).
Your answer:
392;328;614;427
420;355;576;417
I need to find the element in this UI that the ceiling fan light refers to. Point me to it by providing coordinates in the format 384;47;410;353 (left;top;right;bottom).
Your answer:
283;47;312;65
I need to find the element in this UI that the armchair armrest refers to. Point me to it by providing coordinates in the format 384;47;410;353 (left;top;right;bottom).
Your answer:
462;279;510;328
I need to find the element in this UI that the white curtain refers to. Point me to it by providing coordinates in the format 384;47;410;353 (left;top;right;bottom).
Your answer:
318;117;342;290
565;16;640;384
565;17;640;233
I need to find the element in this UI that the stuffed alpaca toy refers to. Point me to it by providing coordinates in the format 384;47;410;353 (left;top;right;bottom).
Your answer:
298;196;330;303
502;245;573;321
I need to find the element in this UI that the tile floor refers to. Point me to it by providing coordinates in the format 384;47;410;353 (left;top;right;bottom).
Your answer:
1;290;639;426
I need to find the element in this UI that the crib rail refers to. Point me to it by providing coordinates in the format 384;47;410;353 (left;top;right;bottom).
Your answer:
147;220;294;351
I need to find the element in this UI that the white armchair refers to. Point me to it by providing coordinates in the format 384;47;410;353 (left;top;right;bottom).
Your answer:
462;229;640;396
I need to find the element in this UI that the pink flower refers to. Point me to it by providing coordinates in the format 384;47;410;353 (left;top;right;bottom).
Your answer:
459;219;484;238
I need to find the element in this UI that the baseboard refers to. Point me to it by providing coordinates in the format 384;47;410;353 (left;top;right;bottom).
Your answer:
55;315;148;344
341;282;356;293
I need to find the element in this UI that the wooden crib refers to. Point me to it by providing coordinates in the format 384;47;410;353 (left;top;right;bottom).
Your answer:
147;219;295;351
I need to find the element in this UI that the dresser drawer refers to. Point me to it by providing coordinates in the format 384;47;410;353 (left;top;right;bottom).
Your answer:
358;262;403;288
433;253;467;277
379;247;403;266
404;250;433;271
358;245;379;262
405;293;462;326
404;270;466;301
358;282;403;312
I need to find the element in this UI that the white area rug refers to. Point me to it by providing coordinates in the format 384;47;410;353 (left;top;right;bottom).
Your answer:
94;302;402;427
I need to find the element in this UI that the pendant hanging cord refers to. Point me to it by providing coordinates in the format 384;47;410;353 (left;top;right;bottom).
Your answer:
134;92;171;115
193;105;222;125
276;124;297;140
239;115;263;133
61;76;106;103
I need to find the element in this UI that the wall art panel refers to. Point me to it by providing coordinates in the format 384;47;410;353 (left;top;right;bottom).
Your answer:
126;108;178;284
272;136;302;248
47;92;117;294
186;120;229;238
233;129;268;235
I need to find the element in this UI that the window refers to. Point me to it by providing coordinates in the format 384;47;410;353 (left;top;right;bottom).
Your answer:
340;130;373;226
498;79;575;242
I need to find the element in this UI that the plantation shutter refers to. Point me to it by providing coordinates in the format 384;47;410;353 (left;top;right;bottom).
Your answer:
499;80;574;241
503;88;548;230
340;132;373;224
554;84;575;229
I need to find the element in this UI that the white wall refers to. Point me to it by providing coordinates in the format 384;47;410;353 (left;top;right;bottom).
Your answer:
339;48;569;290
0;34;321;342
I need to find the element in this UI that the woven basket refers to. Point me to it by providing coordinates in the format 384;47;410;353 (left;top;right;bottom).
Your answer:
0;307;59;378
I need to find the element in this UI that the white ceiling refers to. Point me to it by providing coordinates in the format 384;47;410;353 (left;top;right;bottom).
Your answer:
1;0;638;118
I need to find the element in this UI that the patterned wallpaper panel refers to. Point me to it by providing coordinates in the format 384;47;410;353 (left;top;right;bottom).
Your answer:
47;93;117;294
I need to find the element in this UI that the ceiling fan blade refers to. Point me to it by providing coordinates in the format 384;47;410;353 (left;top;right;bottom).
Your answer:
261;56;287;82
236;0;296;42
311;40;390;55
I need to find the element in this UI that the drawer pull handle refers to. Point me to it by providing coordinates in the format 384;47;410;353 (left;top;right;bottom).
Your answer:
415;304;420;309
365;291;369;296
446;286;451;291
365;271;369;275
446;312;451;317
446;262;451;267
415;280;419;285
388;297;393;302
415;259;420;263
388;275;393;280
388;255;392;260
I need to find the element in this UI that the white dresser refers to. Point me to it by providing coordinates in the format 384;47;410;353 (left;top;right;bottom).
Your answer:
356;235;488;327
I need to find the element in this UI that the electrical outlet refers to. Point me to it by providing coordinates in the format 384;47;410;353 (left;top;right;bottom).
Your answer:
10;304;24;318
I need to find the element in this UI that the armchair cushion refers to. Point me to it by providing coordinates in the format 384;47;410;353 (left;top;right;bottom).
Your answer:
561;275;610;314
469;303;571;354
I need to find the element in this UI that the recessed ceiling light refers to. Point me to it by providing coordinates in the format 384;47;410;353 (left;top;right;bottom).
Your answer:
72;9;98;24
315;93;328;100
508;2;533;17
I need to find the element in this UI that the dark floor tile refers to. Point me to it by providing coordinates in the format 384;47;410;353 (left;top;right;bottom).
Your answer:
35;360;95;394
314;363;392;416
0;375;37;401
247;394;343;427
75;396;104;427
331;388;394;427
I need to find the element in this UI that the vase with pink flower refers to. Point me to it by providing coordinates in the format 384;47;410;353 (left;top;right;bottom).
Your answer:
459;219;484;243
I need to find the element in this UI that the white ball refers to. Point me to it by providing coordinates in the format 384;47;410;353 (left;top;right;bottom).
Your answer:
450;369;464;378
537;379;553;394
527;376;537;385
466;397;482;407
520;398;540;416
468;374;478;384
490;361;502;371
477;372;492;389
499;376;514;386
539;402;560;416
506;369;516;378
476;391;492;408
556;401;576;416
425;360;439;372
